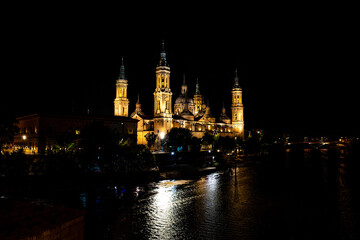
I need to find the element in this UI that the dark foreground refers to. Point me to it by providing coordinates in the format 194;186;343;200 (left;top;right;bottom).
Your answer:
1;146;360;239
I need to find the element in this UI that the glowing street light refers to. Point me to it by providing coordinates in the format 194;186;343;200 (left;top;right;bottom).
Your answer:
160;132;165;140
22;135;27;140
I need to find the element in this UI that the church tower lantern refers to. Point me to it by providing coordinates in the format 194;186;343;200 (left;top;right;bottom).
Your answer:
114;57;129;117
153;41;173;137
193;78;204;116
231;69;244;139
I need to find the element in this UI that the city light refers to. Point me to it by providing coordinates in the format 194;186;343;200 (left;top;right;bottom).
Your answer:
22;135;27;140
160;132;165;139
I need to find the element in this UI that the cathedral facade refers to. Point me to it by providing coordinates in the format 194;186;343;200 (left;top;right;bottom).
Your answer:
115;41;244;145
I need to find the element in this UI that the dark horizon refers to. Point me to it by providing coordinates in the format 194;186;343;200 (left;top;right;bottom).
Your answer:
2;6;358;137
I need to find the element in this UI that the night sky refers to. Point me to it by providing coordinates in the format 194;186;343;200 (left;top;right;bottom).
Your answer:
2;4;358;136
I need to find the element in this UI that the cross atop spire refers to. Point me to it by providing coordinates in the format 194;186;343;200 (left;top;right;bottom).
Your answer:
136;94;140;104
181;73;187;95
119;56;126;80
195;77;201;95
233;68;240;89
159;40;168;66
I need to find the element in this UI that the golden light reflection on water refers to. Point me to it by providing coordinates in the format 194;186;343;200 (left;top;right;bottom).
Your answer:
148;179;195;238
135;170;259;239
154;182;173;211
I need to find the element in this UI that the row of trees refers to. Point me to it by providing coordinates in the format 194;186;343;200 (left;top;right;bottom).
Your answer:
145;128;243;153
0;117;18;151
0;122;157;177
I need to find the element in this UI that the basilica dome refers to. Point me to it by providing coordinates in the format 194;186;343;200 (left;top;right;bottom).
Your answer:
175;95;194;105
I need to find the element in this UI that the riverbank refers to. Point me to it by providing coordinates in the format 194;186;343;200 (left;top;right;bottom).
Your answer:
1;144;359;239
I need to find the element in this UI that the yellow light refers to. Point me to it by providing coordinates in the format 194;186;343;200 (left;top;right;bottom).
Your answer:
160;132;165;139
22;135;27;140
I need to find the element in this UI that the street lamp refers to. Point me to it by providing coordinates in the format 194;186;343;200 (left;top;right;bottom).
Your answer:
159;132;165;152
22;135;27;153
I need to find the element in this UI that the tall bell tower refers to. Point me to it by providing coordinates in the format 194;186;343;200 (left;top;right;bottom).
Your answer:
114;57;129;117
231;69;244;139
153;41;173;137
193;78;203;116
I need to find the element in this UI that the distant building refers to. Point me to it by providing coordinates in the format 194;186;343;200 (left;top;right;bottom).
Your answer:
115;41;245;145
13;113;137;154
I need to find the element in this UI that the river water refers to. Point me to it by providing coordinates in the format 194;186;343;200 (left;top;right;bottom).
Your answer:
3;147;360;239
81;147;360;239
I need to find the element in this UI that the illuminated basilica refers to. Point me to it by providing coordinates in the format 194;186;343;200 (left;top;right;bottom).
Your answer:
114;41;244;145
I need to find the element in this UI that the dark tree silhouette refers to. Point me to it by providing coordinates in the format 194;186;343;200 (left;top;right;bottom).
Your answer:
166;128;192;152
0;117;19;150
145;132;158;148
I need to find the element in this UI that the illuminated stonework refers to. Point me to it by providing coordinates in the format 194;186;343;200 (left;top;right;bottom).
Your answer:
153;41;173;137
127;41;246;146
231;69;245;139
193;78;204;116
114;57;129;117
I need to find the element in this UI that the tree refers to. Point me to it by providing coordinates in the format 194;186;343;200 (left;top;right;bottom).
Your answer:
201;131;214;148
244;137;261;155
145;132;158;148
0;117;19;150
53;132;77;153
190;137;201;152
166;128;192;152
215;136;236;152
78;121;119;172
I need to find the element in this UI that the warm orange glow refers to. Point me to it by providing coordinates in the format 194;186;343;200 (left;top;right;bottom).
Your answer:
160;132;165;139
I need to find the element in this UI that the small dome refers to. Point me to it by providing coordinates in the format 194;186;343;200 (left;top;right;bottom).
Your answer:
175;95;184;104
175;95;193;105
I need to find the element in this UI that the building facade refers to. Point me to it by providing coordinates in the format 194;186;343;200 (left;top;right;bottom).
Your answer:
13;113;138;154
116;41;245;145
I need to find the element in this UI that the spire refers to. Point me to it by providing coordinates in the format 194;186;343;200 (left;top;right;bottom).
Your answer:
222;102;226;114
195;77;201;95
159;40;168;66
183;91;190;112
220;101;230;123
181;74;187;95
133;93;143;116
119;56;126;80
233;68;240;88
205;99;211;114
180;91;193;119
204;99;213;118
136;94;140;104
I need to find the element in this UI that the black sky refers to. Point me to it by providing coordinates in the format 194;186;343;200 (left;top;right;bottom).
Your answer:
2;4;358;136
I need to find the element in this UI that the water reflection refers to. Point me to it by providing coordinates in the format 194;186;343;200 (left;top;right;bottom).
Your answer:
148;180;175;238
7;145;358;239
79;193;87;209
129;171;259;239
